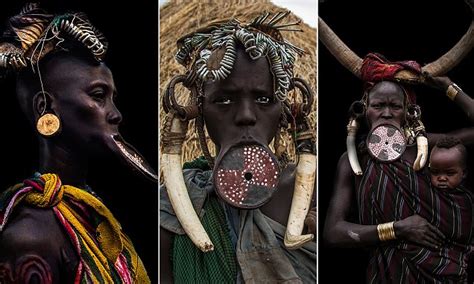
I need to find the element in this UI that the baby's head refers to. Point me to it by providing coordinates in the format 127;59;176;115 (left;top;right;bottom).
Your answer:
429;136;467;190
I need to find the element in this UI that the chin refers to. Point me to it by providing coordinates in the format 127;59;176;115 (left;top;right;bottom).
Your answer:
86;134;113;157
435;184;450;190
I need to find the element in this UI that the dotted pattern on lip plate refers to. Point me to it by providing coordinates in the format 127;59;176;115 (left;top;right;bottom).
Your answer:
215;145;279;209
368;124;406;162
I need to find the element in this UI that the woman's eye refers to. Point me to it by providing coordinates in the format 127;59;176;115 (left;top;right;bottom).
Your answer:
214;97;232;105
90;91;106;102
256;96;273;104
391;104;403;110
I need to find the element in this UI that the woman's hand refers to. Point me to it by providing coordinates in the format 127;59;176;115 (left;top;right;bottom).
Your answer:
422;72;453;92
394;214;445;250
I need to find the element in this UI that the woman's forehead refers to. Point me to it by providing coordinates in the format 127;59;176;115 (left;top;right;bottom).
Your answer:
229;47;271;76
44;58;113;84
204;48;272;93
368;82;405;101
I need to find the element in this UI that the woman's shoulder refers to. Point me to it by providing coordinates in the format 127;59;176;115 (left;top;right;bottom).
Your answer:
0;205;78;270
1;205;64;251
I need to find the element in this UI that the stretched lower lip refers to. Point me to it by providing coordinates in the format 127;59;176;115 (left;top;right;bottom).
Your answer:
233;138;264;148
372;120;400;126
111;135;158;182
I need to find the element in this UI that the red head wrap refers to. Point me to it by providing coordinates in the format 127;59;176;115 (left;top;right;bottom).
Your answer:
360;53;422;104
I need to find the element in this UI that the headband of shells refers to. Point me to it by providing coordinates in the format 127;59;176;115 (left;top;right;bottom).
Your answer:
175;11;304;102
0;3;108;73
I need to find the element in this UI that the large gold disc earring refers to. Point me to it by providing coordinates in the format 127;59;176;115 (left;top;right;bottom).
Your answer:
36;113;61;136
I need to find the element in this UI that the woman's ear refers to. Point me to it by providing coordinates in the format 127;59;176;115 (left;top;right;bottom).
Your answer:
32;91;54;119
34;91;61;137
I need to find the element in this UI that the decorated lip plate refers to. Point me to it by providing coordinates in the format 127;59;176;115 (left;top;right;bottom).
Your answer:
367;124;406;162
214;145;280;209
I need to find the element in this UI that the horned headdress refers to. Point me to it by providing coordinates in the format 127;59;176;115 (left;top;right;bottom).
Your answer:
0;3;108;73
319;0;474;175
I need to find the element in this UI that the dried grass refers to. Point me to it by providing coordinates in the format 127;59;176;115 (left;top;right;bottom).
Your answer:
159;0;317;166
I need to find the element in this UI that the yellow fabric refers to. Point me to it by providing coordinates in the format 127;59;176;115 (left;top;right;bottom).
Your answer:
58;202;113;282
122;234;151;283
63;185;123;261
19;173;149;283
24;173;63;207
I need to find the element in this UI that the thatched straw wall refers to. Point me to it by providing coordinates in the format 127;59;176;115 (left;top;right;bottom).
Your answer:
159;0;317;167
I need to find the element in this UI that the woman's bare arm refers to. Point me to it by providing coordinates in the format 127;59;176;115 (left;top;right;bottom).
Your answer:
323;153;445;249
424;75;474;146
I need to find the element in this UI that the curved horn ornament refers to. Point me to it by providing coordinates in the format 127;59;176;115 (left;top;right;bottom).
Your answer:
318;18;363;78
162;113;214;252
320;0;474;80
413;135;428;171
346;101;365;175
284;79;316;249
284;153;316;249
347;118;363;175
407;106;428;171
422;0;474;75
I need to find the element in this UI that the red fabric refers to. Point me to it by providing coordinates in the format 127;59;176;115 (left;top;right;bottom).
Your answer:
359;159;474;283
361;53;422;83
361;53;422;104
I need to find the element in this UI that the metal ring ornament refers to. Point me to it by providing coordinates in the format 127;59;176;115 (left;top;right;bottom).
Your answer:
58;17;107;59
195;40;237;82
163;74;199;120
293;77;315;115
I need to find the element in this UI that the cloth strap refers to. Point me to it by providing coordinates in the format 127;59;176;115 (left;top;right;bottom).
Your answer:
0;173;150;284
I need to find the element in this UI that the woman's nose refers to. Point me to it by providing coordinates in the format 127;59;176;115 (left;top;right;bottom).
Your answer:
381;107;393;119
107;103;122;125
234;100;257;126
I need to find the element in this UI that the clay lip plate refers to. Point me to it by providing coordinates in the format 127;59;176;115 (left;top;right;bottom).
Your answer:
367;124;406;162
214;144;280;209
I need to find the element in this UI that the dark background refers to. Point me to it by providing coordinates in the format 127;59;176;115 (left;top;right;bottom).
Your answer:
0;1;158;282
319;0;474;282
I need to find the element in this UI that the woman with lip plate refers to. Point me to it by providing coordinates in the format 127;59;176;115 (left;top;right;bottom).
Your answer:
0;4;157;283
160;10;316;284
319;50;474;281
